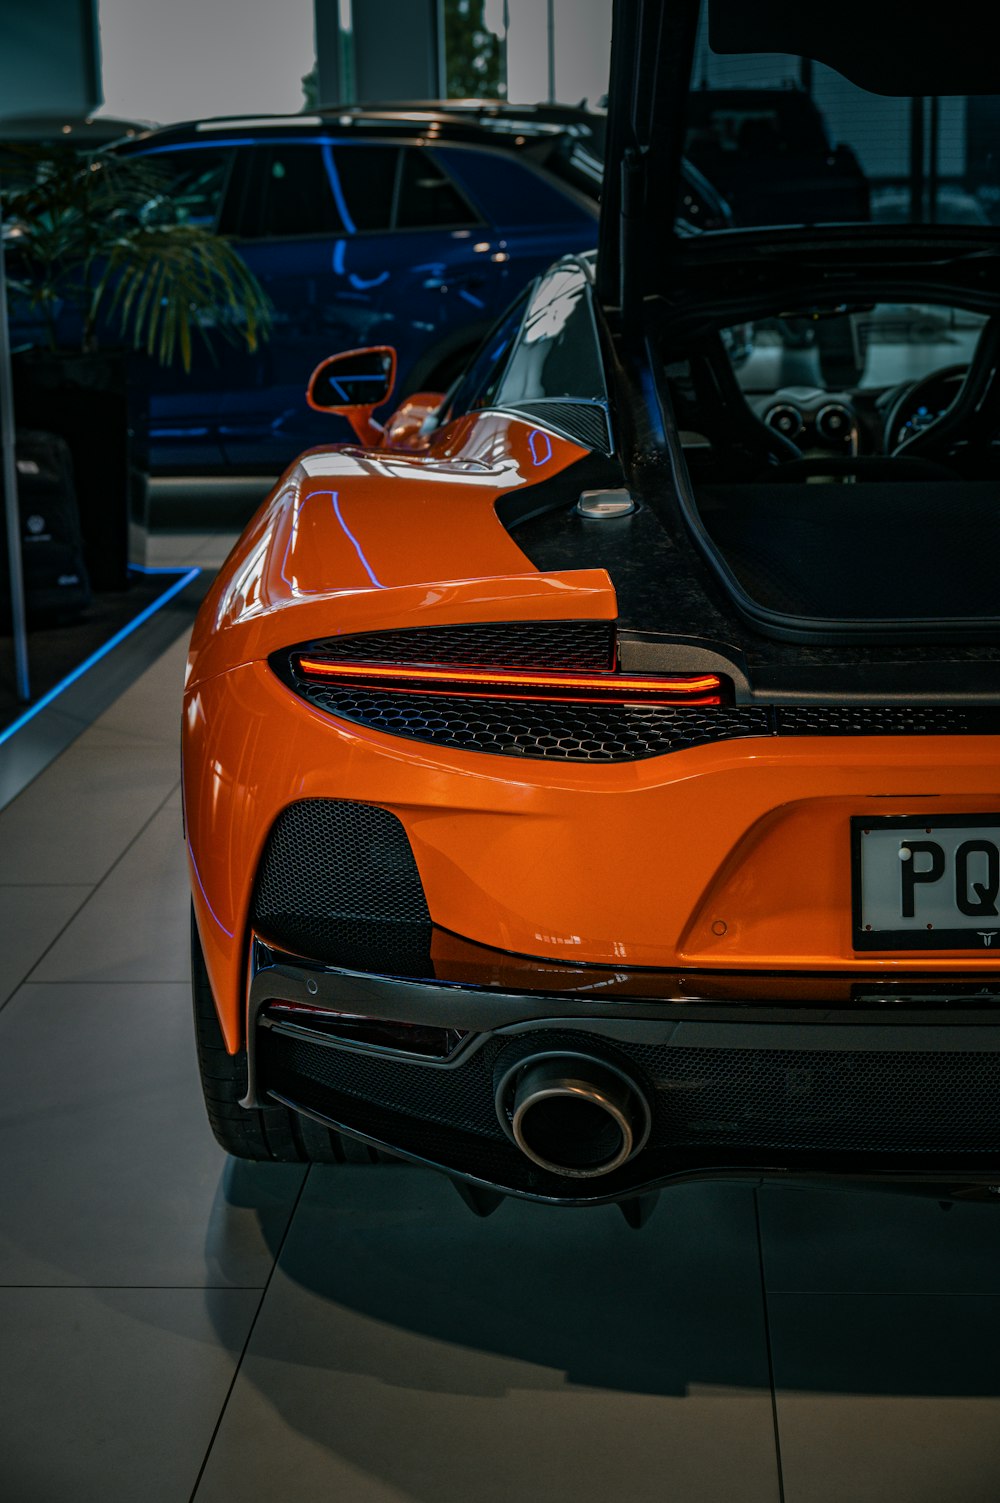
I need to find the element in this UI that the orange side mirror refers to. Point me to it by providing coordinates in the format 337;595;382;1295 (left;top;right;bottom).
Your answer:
306;345;397;446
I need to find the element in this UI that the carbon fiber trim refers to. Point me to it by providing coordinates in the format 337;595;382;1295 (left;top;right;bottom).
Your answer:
503;401;612;453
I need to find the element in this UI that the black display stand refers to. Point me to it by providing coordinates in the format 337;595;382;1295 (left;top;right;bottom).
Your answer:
12;348;137;593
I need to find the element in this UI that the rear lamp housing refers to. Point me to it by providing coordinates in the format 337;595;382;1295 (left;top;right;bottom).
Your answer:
290;655;726;707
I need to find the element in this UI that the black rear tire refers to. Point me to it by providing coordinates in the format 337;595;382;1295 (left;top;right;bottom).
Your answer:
190;908;388;1164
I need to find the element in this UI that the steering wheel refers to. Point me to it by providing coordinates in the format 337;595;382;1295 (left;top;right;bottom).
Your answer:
888;315;1000;461
883;365;967;455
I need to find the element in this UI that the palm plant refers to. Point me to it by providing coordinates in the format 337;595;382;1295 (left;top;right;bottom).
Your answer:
2;144;271;369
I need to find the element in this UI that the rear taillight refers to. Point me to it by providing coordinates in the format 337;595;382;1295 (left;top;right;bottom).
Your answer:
293;657;726;706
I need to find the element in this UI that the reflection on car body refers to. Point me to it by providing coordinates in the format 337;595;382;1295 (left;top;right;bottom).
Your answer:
186;0;1000;1222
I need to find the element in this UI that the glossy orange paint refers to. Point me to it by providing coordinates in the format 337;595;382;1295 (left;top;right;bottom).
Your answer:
186;413;601;692
186;650;1000;1051
382;391;446;450
184;408;1000;1054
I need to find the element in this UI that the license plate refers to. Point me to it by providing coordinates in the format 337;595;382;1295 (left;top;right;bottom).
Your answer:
852;816;1000;952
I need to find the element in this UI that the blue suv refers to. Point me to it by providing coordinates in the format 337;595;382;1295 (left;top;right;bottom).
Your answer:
110;108;601;473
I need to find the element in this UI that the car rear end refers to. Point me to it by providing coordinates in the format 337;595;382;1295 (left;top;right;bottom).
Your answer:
187;598;1000;1208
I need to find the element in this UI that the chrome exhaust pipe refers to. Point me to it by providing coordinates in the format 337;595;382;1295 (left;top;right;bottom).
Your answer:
496;1053;651;1179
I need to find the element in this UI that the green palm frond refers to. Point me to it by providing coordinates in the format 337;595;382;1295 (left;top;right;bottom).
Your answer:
2;144;272;367
94;224;271;369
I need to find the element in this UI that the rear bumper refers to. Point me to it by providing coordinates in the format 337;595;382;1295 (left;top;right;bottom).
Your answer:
186;660;1000;1051
246;933;1000;1205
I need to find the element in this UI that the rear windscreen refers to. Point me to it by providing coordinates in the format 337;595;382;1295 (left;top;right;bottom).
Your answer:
683;2;1000;232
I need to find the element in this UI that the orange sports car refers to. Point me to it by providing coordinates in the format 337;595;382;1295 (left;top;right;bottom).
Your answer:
186;0;1000;1221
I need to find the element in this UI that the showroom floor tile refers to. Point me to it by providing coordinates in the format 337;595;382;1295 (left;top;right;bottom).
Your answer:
0;980;304;1288
34;800;191;983
146;529;241;570
2;605;1000;1500
0;881;93;1007
192;1170;781;1503
757;1187;1000;1500
769;1293;1000;1503
77;630;190;749
0;740;181;884
759;1183;1000;1294
0;1286;259;1503
0;701;97;781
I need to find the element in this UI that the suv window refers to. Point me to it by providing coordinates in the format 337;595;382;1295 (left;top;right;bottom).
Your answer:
395;147;479;229
333;144;397;232
435;146;595;228
496;268;606;405
244;145;347;238
231;142;477;239
136;148;231;229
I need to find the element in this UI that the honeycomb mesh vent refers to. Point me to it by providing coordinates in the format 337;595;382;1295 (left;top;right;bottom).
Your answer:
296;620;615;671
649;1044;1000;1155
296;688;769;762
288;687;1000;764
262;1032;509;1140
252;800;430;967
777;705;1000;736
260;1026;1000;1162
275;623;1000;763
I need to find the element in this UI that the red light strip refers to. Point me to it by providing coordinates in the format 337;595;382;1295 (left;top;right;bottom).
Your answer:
268;1001;363;1018
295;656;723;704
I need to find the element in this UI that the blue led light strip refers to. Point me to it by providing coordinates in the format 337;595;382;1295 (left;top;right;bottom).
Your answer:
0;567;200;749
127;561;200;576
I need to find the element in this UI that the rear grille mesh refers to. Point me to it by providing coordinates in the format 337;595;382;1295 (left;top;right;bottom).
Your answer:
252;800;431;969
295;621;615;671
259;1026;1000;1161
777;705;1000;736
645;1044;1000;1154
295;688;769;761
286;687;1000;763
274;621;1000;763
262;1032;509;1140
